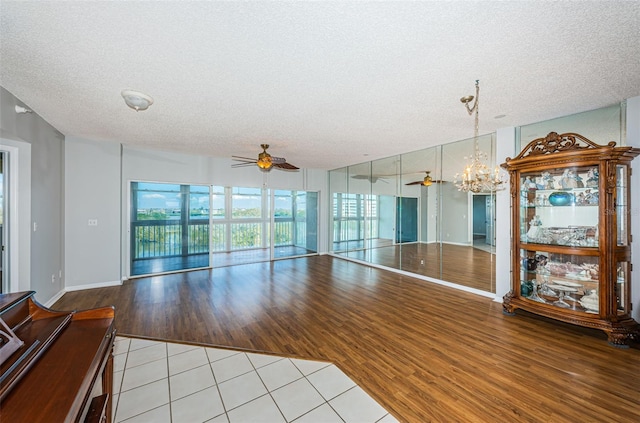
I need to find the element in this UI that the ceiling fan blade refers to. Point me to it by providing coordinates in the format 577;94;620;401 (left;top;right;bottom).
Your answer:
273;162;299;170
270;156;287;164
351;175;391;183
405;180;445;186
231;163;257;168
232;156;258;162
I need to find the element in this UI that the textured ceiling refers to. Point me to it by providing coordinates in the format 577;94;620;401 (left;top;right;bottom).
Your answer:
1;1;639;170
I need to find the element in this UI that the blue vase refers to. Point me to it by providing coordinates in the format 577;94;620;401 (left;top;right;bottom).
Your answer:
548;191;574;206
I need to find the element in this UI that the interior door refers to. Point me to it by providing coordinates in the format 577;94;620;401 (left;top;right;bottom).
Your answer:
396;197;418;243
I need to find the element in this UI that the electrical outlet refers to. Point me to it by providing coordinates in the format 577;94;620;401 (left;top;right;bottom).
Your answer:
88;219;98;226
51;274;55;283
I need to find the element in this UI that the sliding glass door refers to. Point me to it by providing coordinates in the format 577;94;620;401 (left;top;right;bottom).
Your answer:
131;182;318;276
130;182;210;276
211;187;318;266
273;190;318;259
211;186;270;267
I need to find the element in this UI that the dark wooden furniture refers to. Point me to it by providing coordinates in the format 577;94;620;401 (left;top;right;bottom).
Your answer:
501;132;640;346
0;291;115;422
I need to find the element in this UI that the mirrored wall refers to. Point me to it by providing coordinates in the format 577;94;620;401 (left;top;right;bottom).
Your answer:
329;134;498;293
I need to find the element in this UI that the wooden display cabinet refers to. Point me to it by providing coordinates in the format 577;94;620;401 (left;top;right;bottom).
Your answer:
501;132;640;347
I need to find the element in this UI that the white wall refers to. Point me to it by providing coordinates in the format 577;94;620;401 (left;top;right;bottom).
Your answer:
65;137;122;288
426;185;438;243
419;186;429;242
627;96;640;322
495;127;516;301
440;182;469;245
378;195;396;241
0;87;64;304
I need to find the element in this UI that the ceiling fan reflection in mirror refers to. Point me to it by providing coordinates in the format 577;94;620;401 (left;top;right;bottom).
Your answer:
232;144;299;172
405;171;444;186
351;175;389;184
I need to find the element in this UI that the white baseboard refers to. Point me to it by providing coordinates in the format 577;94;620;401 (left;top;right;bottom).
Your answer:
42;280;121;308
441;241;472;247
44;289;67;308
65;279;123;292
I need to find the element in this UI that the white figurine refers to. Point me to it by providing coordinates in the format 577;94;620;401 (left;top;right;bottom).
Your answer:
522;176;537;191
586;168;599;188
560;169;582;189
541;171;555;189
526;215;542;241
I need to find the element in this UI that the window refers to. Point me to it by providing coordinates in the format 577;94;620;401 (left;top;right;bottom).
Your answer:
212;185;225;219
232;187;262;218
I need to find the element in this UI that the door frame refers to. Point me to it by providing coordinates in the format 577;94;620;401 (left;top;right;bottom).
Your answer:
0;140;30;293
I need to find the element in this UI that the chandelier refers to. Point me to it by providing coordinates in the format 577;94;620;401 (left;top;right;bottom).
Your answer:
454;80;506;193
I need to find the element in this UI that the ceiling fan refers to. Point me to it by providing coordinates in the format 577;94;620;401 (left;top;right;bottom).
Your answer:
351;175;389;184
405;171;444;186
232;144;299;172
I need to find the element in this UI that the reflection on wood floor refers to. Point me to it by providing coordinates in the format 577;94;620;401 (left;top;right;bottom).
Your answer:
54;255;640;422
336;242;496;292
131;246;316;276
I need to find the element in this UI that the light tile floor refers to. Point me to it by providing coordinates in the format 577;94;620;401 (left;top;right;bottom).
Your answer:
113;337;398;423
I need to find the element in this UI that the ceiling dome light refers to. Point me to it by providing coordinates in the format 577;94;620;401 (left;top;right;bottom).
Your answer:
121;90;154;112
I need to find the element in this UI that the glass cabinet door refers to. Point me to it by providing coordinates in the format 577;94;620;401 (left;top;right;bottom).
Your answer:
519;167;599;247
519;248;600;313
616;165;629;246
616;261;629;314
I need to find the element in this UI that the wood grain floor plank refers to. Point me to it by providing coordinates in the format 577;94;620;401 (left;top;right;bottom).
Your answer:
53;255;639;422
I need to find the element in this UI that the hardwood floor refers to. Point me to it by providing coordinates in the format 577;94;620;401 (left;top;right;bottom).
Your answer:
54;256;640;422
337;242;496;292
131;246;315;276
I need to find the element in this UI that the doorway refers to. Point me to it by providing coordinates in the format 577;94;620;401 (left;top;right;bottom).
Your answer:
130;182;211;276
396;197;418;243
472;194;495;252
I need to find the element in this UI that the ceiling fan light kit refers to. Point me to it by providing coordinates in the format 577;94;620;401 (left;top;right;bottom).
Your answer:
405;171;440;186
257;144;274;171
121;89;154;112
422;171;433;186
